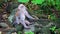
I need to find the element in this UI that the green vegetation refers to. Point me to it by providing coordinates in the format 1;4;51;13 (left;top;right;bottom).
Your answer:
25;31;34;34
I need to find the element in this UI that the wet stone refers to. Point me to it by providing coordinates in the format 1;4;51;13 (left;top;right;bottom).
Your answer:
0;23;9;28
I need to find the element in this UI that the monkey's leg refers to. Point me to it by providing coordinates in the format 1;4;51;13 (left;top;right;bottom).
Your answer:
25;20;31;25
20;15;30;28
15;16;20;24
20;20;30;28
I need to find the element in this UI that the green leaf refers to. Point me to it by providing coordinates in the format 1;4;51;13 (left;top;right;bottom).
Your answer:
25;31;34;34
50;14;56;21
32;0;45;4
17;31;21;34
18;0;29;3
50;26;56;31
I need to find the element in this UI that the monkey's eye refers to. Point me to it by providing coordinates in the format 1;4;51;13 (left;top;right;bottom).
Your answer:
20;6;24;8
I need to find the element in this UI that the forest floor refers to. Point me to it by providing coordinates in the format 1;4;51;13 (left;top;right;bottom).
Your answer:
0;18;55;34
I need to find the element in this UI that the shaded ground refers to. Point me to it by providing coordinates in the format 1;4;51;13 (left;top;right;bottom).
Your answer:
0;18;56;34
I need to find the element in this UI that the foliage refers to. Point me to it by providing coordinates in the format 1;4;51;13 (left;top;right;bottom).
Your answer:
17;31;22;34
18;0;29;3
49;14;57;21
31;0;45;4
49;26;56;31
55;28;60;34
25;31;34;34
55;0;60;10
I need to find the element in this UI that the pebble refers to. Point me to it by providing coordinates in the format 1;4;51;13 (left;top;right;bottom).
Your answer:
12;32;17;34
0;31;2;34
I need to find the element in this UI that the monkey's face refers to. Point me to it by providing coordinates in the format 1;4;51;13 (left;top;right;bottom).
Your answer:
18;4;26;10
20;5;24;8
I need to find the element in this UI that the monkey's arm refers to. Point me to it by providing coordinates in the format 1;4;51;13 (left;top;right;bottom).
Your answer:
25;11;35;19
14;9;20;24
15;9;20;16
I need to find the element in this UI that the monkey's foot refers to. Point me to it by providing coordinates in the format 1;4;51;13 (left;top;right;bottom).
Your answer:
24;26;30;29
26;23;33;26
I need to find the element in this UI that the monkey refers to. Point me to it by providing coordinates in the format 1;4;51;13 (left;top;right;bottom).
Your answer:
14;4;35;28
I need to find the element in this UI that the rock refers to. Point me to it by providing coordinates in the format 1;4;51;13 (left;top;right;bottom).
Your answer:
44;22;54;27
41;27;51;34
12;32;17;34
0;31;2;34
2;14;8;19
0;23;9;28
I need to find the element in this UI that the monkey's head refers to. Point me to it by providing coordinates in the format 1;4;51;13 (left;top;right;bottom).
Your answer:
18;4;26;10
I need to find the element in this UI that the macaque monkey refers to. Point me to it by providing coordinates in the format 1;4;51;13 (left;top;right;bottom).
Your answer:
15;4;35;28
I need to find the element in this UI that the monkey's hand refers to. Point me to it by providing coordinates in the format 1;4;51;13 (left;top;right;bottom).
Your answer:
29;15;39;22
32;15;39;20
